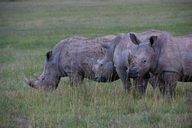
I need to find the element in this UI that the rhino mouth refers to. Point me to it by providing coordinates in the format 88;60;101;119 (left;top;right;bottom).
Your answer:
127;70;139;78
95;75;107;82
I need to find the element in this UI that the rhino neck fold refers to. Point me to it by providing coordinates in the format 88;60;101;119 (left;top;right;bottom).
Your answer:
149;38;163;75
56;46;65;77
104;46;114;63
104;36;119;63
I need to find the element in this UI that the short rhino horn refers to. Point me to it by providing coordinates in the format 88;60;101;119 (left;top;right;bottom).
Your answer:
98;40;110;49
128;53;134;64
34;73;41;80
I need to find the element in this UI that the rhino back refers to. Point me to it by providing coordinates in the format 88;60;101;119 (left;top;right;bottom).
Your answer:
152;33;192;81
175;34;192;80
54;35;115;78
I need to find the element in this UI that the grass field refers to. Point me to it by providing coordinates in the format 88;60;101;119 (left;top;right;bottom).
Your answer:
1;0;192;127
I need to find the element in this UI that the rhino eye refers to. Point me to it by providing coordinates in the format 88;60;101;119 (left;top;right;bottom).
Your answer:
142;59;146;63
42;77;45;81
100;64;103;66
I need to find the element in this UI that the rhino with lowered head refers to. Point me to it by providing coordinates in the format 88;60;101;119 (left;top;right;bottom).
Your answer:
92;29;163;93
23;35;118;91
128;31;192;96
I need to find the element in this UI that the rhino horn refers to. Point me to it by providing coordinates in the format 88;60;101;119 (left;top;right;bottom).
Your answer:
23;73;38;89
34;73;41;80
98;40;110;49
128;53;133;64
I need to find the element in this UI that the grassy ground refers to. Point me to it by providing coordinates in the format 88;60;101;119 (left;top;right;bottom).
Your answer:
1;0;192;127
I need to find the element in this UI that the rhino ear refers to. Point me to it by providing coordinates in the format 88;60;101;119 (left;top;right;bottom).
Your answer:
128;53;133;64
46;51;52;61
149;36;157;47
98;40;110;49
130;33;141;45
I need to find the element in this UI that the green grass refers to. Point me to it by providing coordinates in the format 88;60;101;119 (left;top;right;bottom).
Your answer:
1;0;192;127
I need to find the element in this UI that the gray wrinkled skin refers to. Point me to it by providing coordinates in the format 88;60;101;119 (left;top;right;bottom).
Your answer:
128;31;192;97
93;29;162;93
23;35;116;91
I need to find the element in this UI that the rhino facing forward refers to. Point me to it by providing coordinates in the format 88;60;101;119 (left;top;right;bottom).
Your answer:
92;29;163;93
128;31;192;96
23;35;118;91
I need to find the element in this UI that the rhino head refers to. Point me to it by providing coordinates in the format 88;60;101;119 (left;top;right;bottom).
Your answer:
92;42;115;82
127;33;157;77
23;51;61;91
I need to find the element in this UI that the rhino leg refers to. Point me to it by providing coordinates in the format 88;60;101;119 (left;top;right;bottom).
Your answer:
68;72;84;87
134;77;149;93
116;68;131;92
149;78;159;90
157;72;178;97
143;78;149;93
149;74;159;90
157;79;166;95
163;72;178;97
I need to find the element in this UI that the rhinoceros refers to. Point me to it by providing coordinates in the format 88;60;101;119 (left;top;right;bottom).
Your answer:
92;29;162;93
128;31;192;96
23;35;118;91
